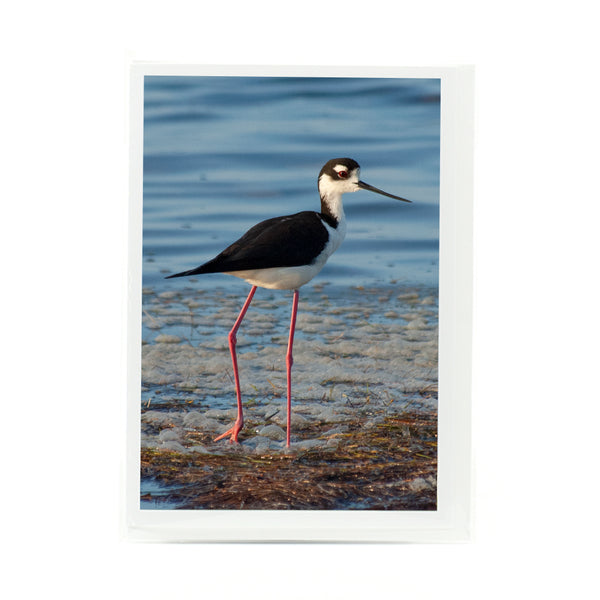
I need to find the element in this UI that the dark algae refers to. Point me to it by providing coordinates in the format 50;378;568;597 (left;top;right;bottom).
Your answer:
141;409;437;510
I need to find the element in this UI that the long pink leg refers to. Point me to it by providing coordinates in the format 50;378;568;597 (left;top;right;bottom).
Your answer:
285;290;299;447
214;285;257;443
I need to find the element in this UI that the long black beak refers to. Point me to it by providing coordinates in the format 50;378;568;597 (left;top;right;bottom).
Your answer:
357;180;411;203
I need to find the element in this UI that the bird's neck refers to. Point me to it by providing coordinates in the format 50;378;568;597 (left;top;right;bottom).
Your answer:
319;190;345;229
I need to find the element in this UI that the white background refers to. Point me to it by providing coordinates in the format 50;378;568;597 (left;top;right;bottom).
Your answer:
2;1;598;598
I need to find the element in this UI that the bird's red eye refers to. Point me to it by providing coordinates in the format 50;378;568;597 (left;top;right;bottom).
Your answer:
338;170;348;179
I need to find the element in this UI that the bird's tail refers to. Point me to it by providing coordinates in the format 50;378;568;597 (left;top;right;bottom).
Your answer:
164;261;221;279
165;266;202;279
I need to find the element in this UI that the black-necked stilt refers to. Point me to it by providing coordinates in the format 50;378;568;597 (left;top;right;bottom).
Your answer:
166;158;411;447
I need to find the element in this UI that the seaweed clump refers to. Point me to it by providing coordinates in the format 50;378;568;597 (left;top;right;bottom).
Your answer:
140;410;437;510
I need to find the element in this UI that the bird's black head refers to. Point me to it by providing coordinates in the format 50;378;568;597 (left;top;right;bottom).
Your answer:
317;157;411;203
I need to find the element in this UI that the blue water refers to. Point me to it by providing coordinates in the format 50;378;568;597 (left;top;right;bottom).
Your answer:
142;76;440;292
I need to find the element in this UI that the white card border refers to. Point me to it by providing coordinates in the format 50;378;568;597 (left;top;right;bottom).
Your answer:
125;64;474;543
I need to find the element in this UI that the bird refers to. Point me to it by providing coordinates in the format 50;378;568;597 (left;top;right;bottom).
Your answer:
166;158;411;447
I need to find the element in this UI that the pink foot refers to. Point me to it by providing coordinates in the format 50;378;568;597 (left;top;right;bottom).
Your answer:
214;420;243;443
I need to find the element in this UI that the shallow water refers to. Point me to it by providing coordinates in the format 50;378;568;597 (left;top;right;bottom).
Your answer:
141;284;438;415
139;284;438;510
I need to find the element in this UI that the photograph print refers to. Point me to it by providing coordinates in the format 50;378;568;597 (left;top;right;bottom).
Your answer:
139;74;440;511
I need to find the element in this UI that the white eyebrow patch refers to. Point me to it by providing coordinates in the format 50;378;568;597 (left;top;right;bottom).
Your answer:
333;164;360;179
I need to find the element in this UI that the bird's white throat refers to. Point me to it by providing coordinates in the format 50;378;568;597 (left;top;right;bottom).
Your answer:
318;170;359;224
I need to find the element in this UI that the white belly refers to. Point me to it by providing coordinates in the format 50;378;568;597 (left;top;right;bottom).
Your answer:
227;264;323;290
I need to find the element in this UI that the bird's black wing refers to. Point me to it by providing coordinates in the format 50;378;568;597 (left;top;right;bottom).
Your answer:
166;211;330;278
